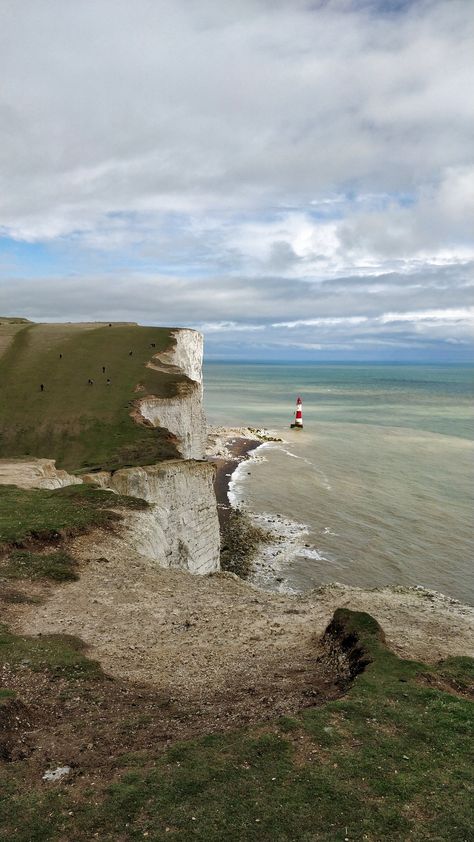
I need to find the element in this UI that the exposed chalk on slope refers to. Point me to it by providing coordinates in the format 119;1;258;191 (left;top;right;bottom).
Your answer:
147;328;203;385
96;460;220;575
0;458;81;490
134;329;206;459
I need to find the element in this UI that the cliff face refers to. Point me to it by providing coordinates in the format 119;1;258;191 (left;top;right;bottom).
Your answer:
99;460;219;575
147;328;204;385
134;329;206;460
116;329;219;573
0;328;220;576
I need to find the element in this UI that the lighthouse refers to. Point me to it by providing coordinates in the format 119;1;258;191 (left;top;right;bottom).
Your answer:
290;396;303;429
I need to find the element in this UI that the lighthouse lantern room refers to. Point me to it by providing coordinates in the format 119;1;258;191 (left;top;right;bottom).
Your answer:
290;396;303;429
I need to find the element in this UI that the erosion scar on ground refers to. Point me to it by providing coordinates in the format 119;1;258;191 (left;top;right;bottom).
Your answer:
6;526;474;717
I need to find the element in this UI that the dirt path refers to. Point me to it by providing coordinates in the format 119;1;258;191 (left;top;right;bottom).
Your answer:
7;524;474;709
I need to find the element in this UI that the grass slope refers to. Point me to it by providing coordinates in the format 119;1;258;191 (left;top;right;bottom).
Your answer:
0;483;147;549
0;550;79;582
0;322;186;471
0;610;472;841
0;625;103;681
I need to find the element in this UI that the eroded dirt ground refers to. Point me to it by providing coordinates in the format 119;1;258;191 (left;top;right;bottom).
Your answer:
5;522;474;698
2;522;474;789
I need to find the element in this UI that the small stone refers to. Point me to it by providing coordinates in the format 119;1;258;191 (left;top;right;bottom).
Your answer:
42;766;71;782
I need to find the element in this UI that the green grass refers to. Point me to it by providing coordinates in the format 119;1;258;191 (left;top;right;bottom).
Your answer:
0;549;79;581
0;610;473;841
0;322;186;471
0;624;102;680
0;483;148;548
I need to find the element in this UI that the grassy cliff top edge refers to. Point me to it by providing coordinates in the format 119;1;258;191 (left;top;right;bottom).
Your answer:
0;321;190;472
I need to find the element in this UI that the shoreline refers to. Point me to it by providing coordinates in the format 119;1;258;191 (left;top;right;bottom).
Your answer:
207;426;474;607
208;428;316;592
212;438;260;528
207;430;269;529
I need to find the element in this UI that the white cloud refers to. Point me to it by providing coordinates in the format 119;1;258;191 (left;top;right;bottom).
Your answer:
273;316;369;328
0;0;472;240
192;321;265;332
0;0;472;359
379;307;474;325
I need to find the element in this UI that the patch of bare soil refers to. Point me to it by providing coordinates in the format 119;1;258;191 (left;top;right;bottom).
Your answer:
2;525;473;788
7;528;474;688
1;544;346;789
0;643;342;790
416;672;474;700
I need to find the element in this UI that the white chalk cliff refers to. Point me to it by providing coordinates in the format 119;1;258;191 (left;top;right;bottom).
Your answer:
91;460;219;575
118;329;219;574
0;329;220;576
0;458;82;490
134;329;206;460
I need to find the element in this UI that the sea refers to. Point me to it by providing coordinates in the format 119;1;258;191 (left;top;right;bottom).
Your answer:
203;362;474;605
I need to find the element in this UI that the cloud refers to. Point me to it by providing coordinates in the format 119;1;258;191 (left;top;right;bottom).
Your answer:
1;267;472;359
0;0;473;359
0;0;472;237
275;307;474;329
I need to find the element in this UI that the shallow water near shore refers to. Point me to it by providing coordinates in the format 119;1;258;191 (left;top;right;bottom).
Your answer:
204;362;474;604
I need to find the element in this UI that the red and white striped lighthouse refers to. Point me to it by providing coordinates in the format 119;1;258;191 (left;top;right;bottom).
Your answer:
291;396;303;429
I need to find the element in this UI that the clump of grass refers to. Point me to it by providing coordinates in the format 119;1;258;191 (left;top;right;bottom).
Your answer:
0;624;103;681
0;688;15;701
0;483;148;549
0;550;78;582
220;508;271;578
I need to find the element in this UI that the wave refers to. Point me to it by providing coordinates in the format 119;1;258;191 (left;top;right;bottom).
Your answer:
247;510;328;595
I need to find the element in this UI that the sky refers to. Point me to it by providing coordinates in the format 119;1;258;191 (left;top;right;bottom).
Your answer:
0;0;473;360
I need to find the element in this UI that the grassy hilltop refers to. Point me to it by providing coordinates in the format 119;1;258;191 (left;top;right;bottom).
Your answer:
0;319;186;472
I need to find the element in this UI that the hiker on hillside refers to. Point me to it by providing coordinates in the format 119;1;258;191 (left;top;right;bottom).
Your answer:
102;366;106;373
88;378;94;385
40;383;44;392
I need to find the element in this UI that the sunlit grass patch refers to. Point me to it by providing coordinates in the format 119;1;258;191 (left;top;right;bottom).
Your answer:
0;483;148;549
0;624;103;680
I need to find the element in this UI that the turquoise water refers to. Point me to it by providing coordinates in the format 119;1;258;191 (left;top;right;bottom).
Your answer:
204;363;474;604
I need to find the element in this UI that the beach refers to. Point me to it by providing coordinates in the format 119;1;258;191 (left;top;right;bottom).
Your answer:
207;428;261;528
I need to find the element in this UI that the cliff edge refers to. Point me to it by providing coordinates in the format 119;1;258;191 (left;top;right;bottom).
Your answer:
0;322;220;575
